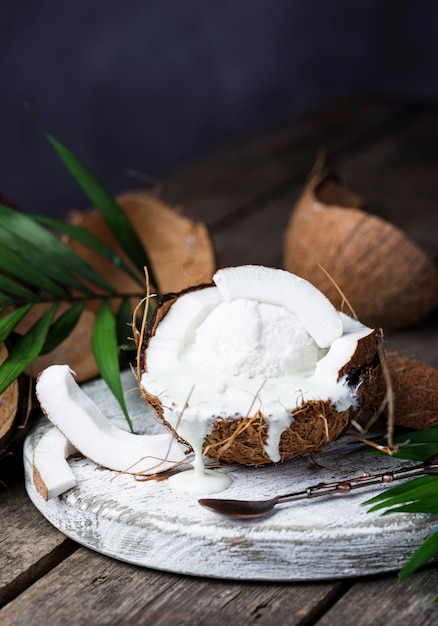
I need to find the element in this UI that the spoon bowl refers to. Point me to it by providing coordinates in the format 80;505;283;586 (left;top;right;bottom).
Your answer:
198;496;280;519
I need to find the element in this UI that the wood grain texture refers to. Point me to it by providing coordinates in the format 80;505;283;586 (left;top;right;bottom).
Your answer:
316;569;438;626
0;482;76;607
0;548;344;626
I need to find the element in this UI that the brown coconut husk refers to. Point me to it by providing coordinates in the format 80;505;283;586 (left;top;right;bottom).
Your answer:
0;343;29;460
67;192;216;304
378;352;438;430
139;285;382;466
15;302;97;382
283;169;438;331
202;403;354;466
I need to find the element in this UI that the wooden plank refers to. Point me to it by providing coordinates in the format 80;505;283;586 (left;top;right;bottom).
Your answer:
0;478;76;607
0;547;346;626
112;575;348;626
161;101;411;225
316;568;438;626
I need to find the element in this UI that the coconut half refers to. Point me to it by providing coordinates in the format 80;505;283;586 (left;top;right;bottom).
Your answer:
140;265;381;467
283;169;438;330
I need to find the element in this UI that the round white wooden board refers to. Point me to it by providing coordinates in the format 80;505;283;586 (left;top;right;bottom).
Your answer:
24;371;438;581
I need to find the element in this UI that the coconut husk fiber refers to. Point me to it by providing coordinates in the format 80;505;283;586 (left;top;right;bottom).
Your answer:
202;336;381;466
380;352;438;430
283;169;438;331
202;403;354;466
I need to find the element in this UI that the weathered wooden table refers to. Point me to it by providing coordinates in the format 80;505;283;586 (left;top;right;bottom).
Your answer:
1;99;438;625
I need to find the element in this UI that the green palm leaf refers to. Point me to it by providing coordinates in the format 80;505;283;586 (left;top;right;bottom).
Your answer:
379;500;438;515
92;300;134;433
46;135;158;288
0;304;58;394
34;215;144;287
388;444;438;461
366;476;438;512
0;243;67;298
395;429;438;444
363;427;438;591
398;531;438;581
0;126;160;437
41;301;85;354
0;274;40;302
356;430;438;462
0;305;33;342
0;204;115;295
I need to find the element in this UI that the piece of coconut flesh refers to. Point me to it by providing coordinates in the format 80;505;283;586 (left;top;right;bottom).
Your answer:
33;427;78;500
141;265;375;493
34;365;187;499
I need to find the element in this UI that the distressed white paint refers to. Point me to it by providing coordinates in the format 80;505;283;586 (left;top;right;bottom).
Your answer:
24;371;438;581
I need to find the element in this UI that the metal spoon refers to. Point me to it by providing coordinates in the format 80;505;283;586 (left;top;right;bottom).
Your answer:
198;454;438;519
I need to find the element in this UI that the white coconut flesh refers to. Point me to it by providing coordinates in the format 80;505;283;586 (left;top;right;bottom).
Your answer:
34;365;187;498
33;427;78;500
141;265;375;489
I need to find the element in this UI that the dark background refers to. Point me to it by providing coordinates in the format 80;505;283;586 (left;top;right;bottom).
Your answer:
1;0;437;218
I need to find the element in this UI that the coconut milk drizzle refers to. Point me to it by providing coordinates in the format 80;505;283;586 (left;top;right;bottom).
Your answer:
167;415;232;494
263;408;294;462
141;365;358;493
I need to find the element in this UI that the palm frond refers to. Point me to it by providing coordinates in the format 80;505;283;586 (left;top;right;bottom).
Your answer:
46;135;158;288
40;301;85;355
364;427;438;586
0;305;33;342
0;126;159;434
92;299;134;433
0;304;58;394
34;215;145;287
0;204;115;295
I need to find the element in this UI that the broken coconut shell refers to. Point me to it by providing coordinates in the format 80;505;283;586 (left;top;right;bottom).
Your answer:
283;169;438;331
16;302;97;383
0;343;29;459
380;352;438;430
66;191;216;301
140;265;382;466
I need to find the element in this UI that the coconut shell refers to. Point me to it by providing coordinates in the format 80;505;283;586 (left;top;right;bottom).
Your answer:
67;192;216;304
379;352;438;430
202;404;353;466
0;343;28;459
283;170;438;330
15;303;97;382
140;286;382;466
